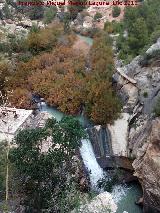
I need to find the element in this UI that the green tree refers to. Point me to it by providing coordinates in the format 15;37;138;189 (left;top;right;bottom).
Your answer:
128;18;149;55
17;0;44;20
68;0;87;20
9;116;85;212
2;3;12;19
118;0;160;62
86;32;121;124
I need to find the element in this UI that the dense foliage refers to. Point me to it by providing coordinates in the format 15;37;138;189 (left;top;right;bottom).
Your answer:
2;27;121;125
115;0;160;62
112;6;121;18
16;0;44;20
9;116;86;212
43;6;57;24
68;0;87;20
0;142;7;196
94;12;102;21
154;97;160;117
86;32;121;124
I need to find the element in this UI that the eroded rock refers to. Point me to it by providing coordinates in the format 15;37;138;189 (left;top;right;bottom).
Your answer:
132;118;160;213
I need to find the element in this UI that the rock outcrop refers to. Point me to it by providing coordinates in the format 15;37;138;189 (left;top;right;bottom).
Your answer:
113;38;160;114
87;122;133;171
113;38;160;212
133;118;160;213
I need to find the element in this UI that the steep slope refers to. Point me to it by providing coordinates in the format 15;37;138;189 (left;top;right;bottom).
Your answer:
113;38;160;212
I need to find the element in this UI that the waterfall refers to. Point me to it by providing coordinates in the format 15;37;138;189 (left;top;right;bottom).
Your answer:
80;139;104;190
80;139;129;204
35;99;142;212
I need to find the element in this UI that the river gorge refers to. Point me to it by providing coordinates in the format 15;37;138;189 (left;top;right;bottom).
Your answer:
37;100;142;213
32;34;143;213
0;1;160;212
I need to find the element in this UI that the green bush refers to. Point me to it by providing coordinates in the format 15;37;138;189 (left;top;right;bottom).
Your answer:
112;6;121;18
143;91;148;98
154;97;160;117
0;142;7;196
117;0;160;62
94;12;102;21
43;6;57;24
150;25;160;43
30;23;40;33
140;50;160;67
2;3;12;19
9;117;86;212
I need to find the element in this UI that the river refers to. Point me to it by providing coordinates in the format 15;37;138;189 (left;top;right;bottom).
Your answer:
37;34;142;213
38;101;142;213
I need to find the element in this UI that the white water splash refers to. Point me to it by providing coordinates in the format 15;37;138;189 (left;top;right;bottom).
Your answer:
80;139;104;190
111;184;129;204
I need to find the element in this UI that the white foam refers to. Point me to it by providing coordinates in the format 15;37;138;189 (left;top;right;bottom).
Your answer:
112;184;129;204
80;139;104;190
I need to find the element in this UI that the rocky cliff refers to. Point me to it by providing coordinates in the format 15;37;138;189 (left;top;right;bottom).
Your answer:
113;38;160;212
133;118;160;213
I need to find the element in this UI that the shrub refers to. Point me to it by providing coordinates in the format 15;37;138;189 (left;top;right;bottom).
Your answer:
94;12;102;21
9;117;85;212
68;0;87;20
150;25;160;43
117;0;160;61
43;6;57;24
26;24;63;54
104;21;114;34
30;23;40;33
153;97;160;117
143;91;148;98
112;6;121;18
140;50;160;67
2;3;12;19
0;141;8;195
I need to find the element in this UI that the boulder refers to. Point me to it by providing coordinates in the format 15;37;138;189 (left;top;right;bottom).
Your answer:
72;191;117;213
146;38;160;55
83;16;93;28
19;19;32;28
5;19;13;24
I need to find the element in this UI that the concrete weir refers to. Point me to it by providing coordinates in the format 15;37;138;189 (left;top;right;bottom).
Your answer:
87;113;133;171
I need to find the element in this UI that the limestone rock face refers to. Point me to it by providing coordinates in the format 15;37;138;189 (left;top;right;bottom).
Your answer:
132;118;160;213
113;39;160;212
113;39;160;114
146;38;160;55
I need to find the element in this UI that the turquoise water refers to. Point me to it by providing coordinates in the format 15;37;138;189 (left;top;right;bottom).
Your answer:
39;102;89;127
116;183;142;213
37;34;142;213
39;103;143;213
77;34;93;46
